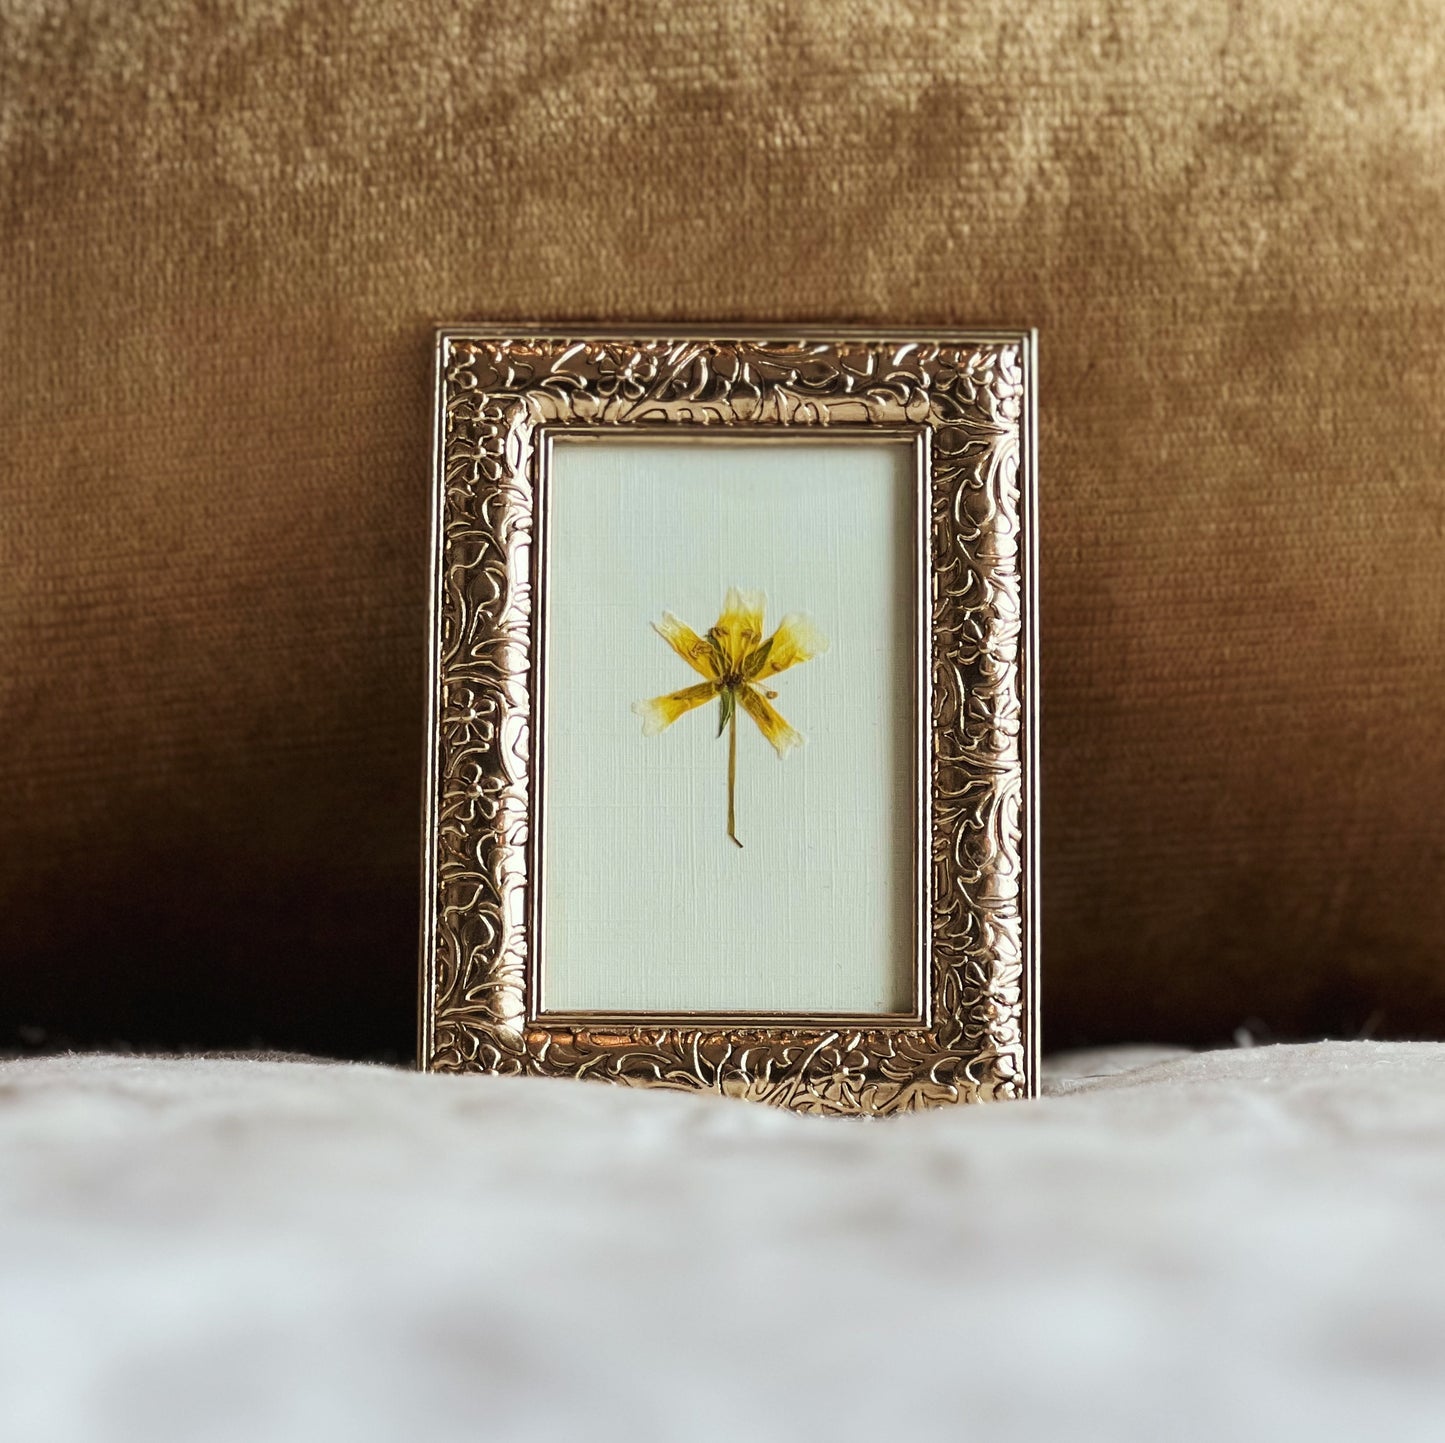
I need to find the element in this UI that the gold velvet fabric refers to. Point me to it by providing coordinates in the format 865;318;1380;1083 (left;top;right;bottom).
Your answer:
2;1;1441;1055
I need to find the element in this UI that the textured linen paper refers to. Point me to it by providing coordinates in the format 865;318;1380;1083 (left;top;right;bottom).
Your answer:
540;439;917;1014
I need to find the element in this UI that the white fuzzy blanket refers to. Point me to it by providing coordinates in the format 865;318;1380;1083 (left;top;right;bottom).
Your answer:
1;1043;1442;1442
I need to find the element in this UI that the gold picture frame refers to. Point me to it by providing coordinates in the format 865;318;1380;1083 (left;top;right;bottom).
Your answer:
421;327;1039;1113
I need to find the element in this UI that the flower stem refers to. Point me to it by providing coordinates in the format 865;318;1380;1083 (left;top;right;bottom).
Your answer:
726;701;742;848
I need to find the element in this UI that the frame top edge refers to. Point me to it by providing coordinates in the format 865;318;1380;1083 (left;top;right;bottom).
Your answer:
435;323;1037;347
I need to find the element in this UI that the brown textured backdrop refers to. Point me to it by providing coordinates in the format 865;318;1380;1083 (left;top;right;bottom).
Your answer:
2;1;1442;1059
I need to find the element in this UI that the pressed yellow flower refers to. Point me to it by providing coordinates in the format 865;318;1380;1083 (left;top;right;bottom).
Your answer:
632;588;828;847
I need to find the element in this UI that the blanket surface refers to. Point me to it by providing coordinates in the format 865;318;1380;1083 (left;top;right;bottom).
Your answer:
2;1041;1442;1442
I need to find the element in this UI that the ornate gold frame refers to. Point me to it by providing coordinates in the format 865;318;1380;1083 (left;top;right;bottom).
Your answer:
421;328;1039;1113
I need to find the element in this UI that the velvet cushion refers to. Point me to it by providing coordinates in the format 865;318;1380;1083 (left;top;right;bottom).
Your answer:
2;2;1441;1054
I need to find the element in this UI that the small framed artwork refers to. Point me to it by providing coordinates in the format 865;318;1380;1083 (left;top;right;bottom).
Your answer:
421;328;1038;1113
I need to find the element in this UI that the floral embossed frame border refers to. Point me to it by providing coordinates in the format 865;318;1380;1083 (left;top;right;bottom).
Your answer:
421;327;1039;1113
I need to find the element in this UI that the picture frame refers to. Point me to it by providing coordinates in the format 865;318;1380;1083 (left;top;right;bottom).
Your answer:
421;327;1039;1113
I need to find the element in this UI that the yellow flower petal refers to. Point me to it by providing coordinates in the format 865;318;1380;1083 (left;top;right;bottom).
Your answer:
750;612;828;678
739;685;803;757
632;681;719;736
709;587;766;671
653;614;720;680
